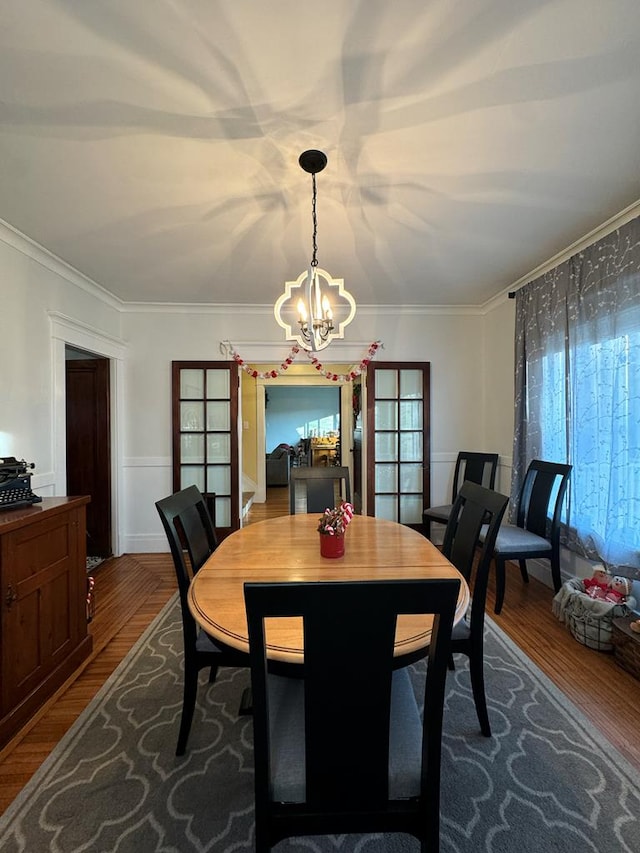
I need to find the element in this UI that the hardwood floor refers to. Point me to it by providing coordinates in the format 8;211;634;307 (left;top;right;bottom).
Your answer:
1;489;638;815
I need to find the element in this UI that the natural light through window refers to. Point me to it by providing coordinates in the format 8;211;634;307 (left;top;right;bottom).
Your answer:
539;326;640;564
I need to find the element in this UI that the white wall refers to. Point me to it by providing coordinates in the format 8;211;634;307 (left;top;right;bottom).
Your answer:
3;214;636;600
1;223;515;556
2;220;634;612
482;296;516;495
0;230;123;497
120;308;495;551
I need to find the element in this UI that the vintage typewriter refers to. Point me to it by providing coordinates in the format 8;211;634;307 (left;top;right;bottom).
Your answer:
0;457;42;509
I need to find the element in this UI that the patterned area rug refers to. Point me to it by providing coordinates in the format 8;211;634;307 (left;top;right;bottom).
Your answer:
1;596;638;853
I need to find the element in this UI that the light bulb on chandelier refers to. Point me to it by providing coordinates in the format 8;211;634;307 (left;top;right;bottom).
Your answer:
274;150;356;352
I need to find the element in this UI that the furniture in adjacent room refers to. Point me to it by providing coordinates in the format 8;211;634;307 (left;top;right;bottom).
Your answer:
442;481;509;736
188;513;469;667
265;444;291;487
289;466;351;514
310;436;338;467
293;438;311;467
155;485;249;755
486;459;572;614
0;497;93;748
244;576;460;852
423;451;499;540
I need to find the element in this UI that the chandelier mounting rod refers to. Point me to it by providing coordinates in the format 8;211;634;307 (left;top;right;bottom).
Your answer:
300;150;327;269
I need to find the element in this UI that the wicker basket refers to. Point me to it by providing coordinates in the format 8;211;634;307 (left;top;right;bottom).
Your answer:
612;617;640;679
552;578;636;652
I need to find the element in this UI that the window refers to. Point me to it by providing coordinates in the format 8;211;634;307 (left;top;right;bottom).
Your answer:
537;321;640;564
514;219;640;568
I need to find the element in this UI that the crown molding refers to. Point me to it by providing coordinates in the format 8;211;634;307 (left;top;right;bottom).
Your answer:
0;218;124;311
123;301;484;316
4;198;639;317
491;198;640;303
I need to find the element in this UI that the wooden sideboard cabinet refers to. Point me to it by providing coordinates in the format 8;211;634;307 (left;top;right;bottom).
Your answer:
0;496;93;747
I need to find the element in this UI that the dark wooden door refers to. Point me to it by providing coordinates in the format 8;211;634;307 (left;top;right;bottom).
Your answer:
172;361;240;539
66;358;111;557
365;362;430;529
351;377;363;513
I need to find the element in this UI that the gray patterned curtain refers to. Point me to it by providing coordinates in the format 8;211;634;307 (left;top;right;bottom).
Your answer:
513;216;640;567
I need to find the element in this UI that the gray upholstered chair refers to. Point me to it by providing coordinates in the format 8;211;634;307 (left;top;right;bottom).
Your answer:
289;466;351;513
423;451;499;541
244;577;460;853
484;459;572;614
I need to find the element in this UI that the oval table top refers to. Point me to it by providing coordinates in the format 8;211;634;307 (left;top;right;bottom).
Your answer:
188;513;469;666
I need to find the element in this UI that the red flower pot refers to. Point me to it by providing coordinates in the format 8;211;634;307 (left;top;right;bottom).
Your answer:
319;533;345;558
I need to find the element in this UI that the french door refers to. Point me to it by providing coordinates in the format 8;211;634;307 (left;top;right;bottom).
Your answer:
172;361;239;538
365;362;430;529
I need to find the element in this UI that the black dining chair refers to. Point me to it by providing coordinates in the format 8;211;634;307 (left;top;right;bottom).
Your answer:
244;577;460;853
289;466;351;514
423;451;499;541
441;481;509;736
156;485;248;755
486;459;572;614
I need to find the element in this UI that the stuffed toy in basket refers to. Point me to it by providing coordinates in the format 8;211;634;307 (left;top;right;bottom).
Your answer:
552;566;637;651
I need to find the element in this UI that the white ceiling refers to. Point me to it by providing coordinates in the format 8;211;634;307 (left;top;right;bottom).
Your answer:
1;0;639;307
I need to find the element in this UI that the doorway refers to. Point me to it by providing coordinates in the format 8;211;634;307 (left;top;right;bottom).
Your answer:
252;371;356;508
65;347;112;558
265;385;341;457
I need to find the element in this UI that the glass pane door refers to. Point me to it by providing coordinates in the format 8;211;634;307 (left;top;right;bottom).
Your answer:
172;361;239;537
366;363;430;528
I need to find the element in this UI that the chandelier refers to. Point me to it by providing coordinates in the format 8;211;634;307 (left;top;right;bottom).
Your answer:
274;150;356;352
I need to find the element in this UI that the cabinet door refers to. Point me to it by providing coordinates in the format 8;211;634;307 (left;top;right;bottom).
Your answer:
365;362;430;529
1;508;84;714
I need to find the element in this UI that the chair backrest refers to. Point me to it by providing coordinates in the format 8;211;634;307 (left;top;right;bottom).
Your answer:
516;460;572;542
244;578;460;844
155;485;218;642
289;466;351;514
442;481;508;638
450;451;499;503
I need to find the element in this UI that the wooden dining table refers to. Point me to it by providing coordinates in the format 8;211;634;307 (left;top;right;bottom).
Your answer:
188;513;469;668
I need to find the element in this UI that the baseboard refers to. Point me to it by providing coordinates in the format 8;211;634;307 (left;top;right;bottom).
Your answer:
242;491;255;518
121;534;168;554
